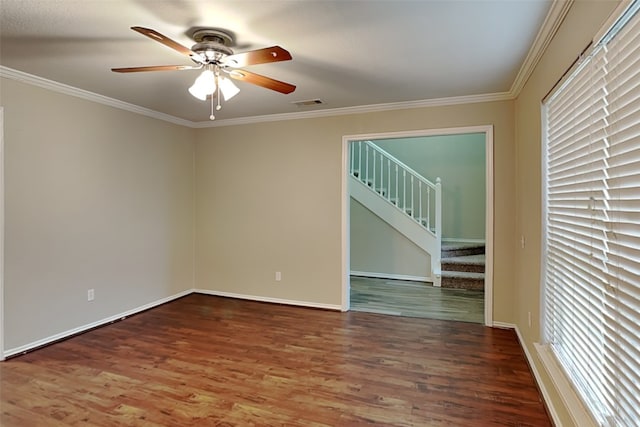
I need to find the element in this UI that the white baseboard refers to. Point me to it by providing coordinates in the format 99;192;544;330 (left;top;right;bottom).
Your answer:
194;289;343;311
495;322;562;426
491;321;515;329
3;289;193;358
350;270;431;283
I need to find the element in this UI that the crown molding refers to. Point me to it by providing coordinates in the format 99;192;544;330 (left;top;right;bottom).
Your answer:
193;92;513;128
1;65;513;128
0;66;195;128
509;0;574;97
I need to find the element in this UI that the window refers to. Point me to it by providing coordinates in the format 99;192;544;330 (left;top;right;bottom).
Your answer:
542;2;640;426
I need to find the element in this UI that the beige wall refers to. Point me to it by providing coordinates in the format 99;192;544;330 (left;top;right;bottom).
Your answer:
1;78;195;350
195;100;515;320
350;198;430;278
513;1;620;425
1;76;515;356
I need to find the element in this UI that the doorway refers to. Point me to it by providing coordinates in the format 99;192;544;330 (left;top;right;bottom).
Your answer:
341;126;494;326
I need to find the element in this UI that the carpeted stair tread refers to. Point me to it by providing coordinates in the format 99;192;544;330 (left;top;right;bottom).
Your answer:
441;243;485;258
441;271;485;291
441;243;485;250
441;271;485;279
441;254;485;264
441;254;485;273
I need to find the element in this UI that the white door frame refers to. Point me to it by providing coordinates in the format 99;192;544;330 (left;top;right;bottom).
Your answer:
341;125;495;326
1;107;5;360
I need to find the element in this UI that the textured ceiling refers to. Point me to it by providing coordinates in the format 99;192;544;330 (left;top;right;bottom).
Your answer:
0;0;553;125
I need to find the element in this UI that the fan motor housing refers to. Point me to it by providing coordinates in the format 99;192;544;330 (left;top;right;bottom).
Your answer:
190;29;234;61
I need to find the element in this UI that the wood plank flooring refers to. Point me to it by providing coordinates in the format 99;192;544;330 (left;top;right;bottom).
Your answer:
350;276;484;323
0;294;551;426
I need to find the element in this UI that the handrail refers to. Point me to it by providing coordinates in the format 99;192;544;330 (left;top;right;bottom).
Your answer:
349;140;442;237
363;141;437;191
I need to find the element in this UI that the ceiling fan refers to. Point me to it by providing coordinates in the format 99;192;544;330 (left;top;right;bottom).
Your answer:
112;27;296;120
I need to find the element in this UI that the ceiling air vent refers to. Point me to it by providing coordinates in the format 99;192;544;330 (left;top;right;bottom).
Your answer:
292;99;324;107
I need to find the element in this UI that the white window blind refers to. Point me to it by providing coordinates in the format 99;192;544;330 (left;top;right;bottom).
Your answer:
542;2;640;426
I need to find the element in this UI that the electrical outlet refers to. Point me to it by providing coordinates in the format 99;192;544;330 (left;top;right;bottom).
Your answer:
528;311;532;328
521;235;526;249
275;271;282;281
87;289;95;301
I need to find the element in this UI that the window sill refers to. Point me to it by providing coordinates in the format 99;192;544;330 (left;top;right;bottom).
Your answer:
534;343;599;427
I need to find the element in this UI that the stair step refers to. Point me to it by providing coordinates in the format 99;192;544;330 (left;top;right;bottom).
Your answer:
441;263;484;274
441;254;485;273
441;271;484;279
442;243;485;258
441;271;485;290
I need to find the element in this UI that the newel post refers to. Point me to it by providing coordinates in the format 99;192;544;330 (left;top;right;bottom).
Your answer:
433;177;442;287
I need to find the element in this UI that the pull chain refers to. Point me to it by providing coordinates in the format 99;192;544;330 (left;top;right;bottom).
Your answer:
216;78;222;111
209;92;215;120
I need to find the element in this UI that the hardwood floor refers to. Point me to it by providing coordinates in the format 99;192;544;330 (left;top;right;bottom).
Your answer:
0;294;551;426
350;276;484;323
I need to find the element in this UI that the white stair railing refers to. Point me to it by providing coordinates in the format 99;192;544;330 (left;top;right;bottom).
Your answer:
350;140;442;240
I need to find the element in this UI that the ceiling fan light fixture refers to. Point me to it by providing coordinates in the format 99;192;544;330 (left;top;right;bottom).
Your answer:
189;69;217;100
219;76;240;101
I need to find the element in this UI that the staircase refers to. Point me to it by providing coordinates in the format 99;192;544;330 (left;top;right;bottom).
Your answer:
440;243;485;290
349;140;442;285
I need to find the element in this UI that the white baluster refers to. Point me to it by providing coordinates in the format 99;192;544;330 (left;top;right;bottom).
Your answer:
402;169;406;211
411;175;414;218
380;153;384;196
358;141;362;179
350;142;354;175
365;145;369;185
419;181;423;226
387;158;391;202
395;164;399;206
427;187;431;229
372;150;376;189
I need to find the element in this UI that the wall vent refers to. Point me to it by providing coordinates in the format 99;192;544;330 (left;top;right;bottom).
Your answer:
292;99;324;107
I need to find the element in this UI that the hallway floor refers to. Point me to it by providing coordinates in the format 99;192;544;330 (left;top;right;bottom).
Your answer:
350;276;484;323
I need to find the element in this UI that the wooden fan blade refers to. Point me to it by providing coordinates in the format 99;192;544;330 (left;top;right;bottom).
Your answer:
223;46;292;68
131;26;201;61
111;65;202;73
229;69;296;94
